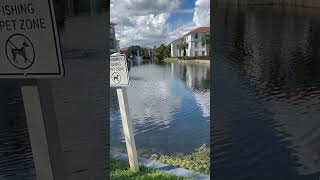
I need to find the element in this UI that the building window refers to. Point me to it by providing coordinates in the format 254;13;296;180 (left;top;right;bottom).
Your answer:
195;42;198;48
195;51;198;56
195;33;198;39
202;51;205;56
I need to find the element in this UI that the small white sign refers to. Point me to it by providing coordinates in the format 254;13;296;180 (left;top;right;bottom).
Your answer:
0;0;64;78
110;53;129;87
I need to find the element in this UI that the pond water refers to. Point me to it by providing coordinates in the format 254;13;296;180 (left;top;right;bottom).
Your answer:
111;60;210;155
212;7;320;180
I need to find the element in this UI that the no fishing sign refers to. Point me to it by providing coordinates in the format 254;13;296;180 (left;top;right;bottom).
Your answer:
110;53;129;86
0;0;64;78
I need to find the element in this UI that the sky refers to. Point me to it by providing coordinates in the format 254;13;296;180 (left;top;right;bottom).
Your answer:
110;0;210;48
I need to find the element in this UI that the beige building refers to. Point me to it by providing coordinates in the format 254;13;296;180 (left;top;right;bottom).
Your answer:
171;27;210;57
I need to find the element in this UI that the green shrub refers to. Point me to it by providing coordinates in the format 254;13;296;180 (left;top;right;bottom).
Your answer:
150;144;210;175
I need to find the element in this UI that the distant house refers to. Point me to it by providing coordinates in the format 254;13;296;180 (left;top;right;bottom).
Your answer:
120;46;155;58
170;37;184;57
141;46;155;58
171;27;210;57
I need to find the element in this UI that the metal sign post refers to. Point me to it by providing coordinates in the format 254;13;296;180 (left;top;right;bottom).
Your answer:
111;53;139;172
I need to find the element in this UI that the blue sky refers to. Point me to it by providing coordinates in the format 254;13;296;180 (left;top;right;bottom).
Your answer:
168;0;196;23
110;0;210;48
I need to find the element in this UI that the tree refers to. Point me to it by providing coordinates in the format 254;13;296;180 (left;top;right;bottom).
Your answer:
176;41;188;57
155;43;170;60
166;44;171;58
201;34;210;55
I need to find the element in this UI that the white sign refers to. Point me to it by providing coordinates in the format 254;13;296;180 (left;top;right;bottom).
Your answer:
0;0;64;78
110;53;129;86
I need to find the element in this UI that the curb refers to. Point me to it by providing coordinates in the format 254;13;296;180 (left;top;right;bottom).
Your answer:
111;151;210;180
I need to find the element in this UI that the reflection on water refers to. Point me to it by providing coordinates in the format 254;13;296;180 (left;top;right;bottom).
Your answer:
0;81;35;180
213;7;320;179
111;60;210;155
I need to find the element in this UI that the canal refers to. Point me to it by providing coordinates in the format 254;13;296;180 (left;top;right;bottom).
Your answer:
212;7;320;180
111;60;210;155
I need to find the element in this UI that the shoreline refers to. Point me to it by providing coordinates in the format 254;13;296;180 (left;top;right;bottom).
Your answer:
177;60;210;64
111;151;210;180
163;59;210;65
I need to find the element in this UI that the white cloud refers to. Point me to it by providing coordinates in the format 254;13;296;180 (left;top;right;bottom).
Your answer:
193;0;210;26
111;0;210;48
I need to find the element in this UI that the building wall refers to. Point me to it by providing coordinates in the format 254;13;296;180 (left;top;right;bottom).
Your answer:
171;42;181;57
186;32;209;57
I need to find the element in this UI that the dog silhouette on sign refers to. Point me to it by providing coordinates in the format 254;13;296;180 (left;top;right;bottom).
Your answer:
113;73;121;83
11;42;30;64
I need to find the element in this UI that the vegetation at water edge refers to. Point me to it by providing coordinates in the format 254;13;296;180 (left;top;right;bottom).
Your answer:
150;144;210;175
110;159;188;180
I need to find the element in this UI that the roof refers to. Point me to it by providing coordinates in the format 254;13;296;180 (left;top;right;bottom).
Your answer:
170;37;184;44
169;27;210;44
185;27;210;36
120;46;154;52
141;46;154;50
120;47;128;52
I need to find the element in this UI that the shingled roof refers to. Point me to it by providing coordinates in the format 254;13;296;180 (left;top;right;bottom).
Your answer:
185;27;210;36
170;27;210;44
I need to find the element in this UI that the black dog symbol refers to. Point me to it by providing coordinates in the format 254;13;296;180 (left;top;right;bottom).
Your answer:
11;42;30;64
113;73;121;83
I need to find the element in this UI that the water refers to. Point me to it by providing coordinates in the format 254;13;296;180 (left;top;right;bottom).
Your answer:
111;60;210;155
0;81;35;180
212;7;320;180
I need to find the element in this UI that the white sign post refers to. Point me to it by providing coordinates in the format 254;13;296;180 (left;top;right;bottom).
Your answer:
111;53;139;172
0;0;64;179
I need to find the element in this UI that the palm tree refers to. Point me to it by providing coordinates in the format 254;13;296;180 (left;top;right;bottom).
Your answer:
180;42;188;57
201;34;210;55
175;44;182;57
176;41;188;57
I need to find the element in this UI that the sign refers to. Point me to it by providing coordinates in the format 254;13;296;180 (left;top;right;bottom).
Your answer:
0;0;64;78
110;53;129;86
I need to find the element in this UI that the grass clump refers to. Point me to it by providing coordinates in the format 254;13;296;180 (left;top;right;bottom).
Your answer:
150;144;210;175
163;58;178;63
110;159;188;180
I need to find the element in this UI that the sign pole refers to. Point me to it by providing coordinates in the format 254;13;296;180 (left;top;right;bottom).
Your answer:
20;80;54;180
116;87;139;172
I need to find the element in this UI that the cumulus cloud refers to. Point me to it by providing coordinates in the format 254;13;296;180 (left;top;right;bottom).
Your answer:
193;0;210;26
111;0;210;48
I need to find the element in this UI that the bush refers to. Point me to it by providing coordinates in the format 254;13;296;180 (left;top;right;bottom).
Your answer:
150;144;210;175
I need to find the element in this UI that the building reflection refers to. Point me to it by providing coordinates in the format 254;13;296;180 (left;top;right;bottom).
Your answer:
220;7;320;175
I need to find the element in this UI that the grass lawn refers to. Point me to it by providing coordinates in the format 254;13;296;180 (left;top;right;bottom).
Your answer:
163;58;178;63
111;159;189;180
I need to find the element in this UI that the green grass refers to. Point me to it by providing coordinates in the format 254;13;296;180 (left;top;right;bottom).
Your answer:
150;144;210;175
110;159;189;180
163;58;178;63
